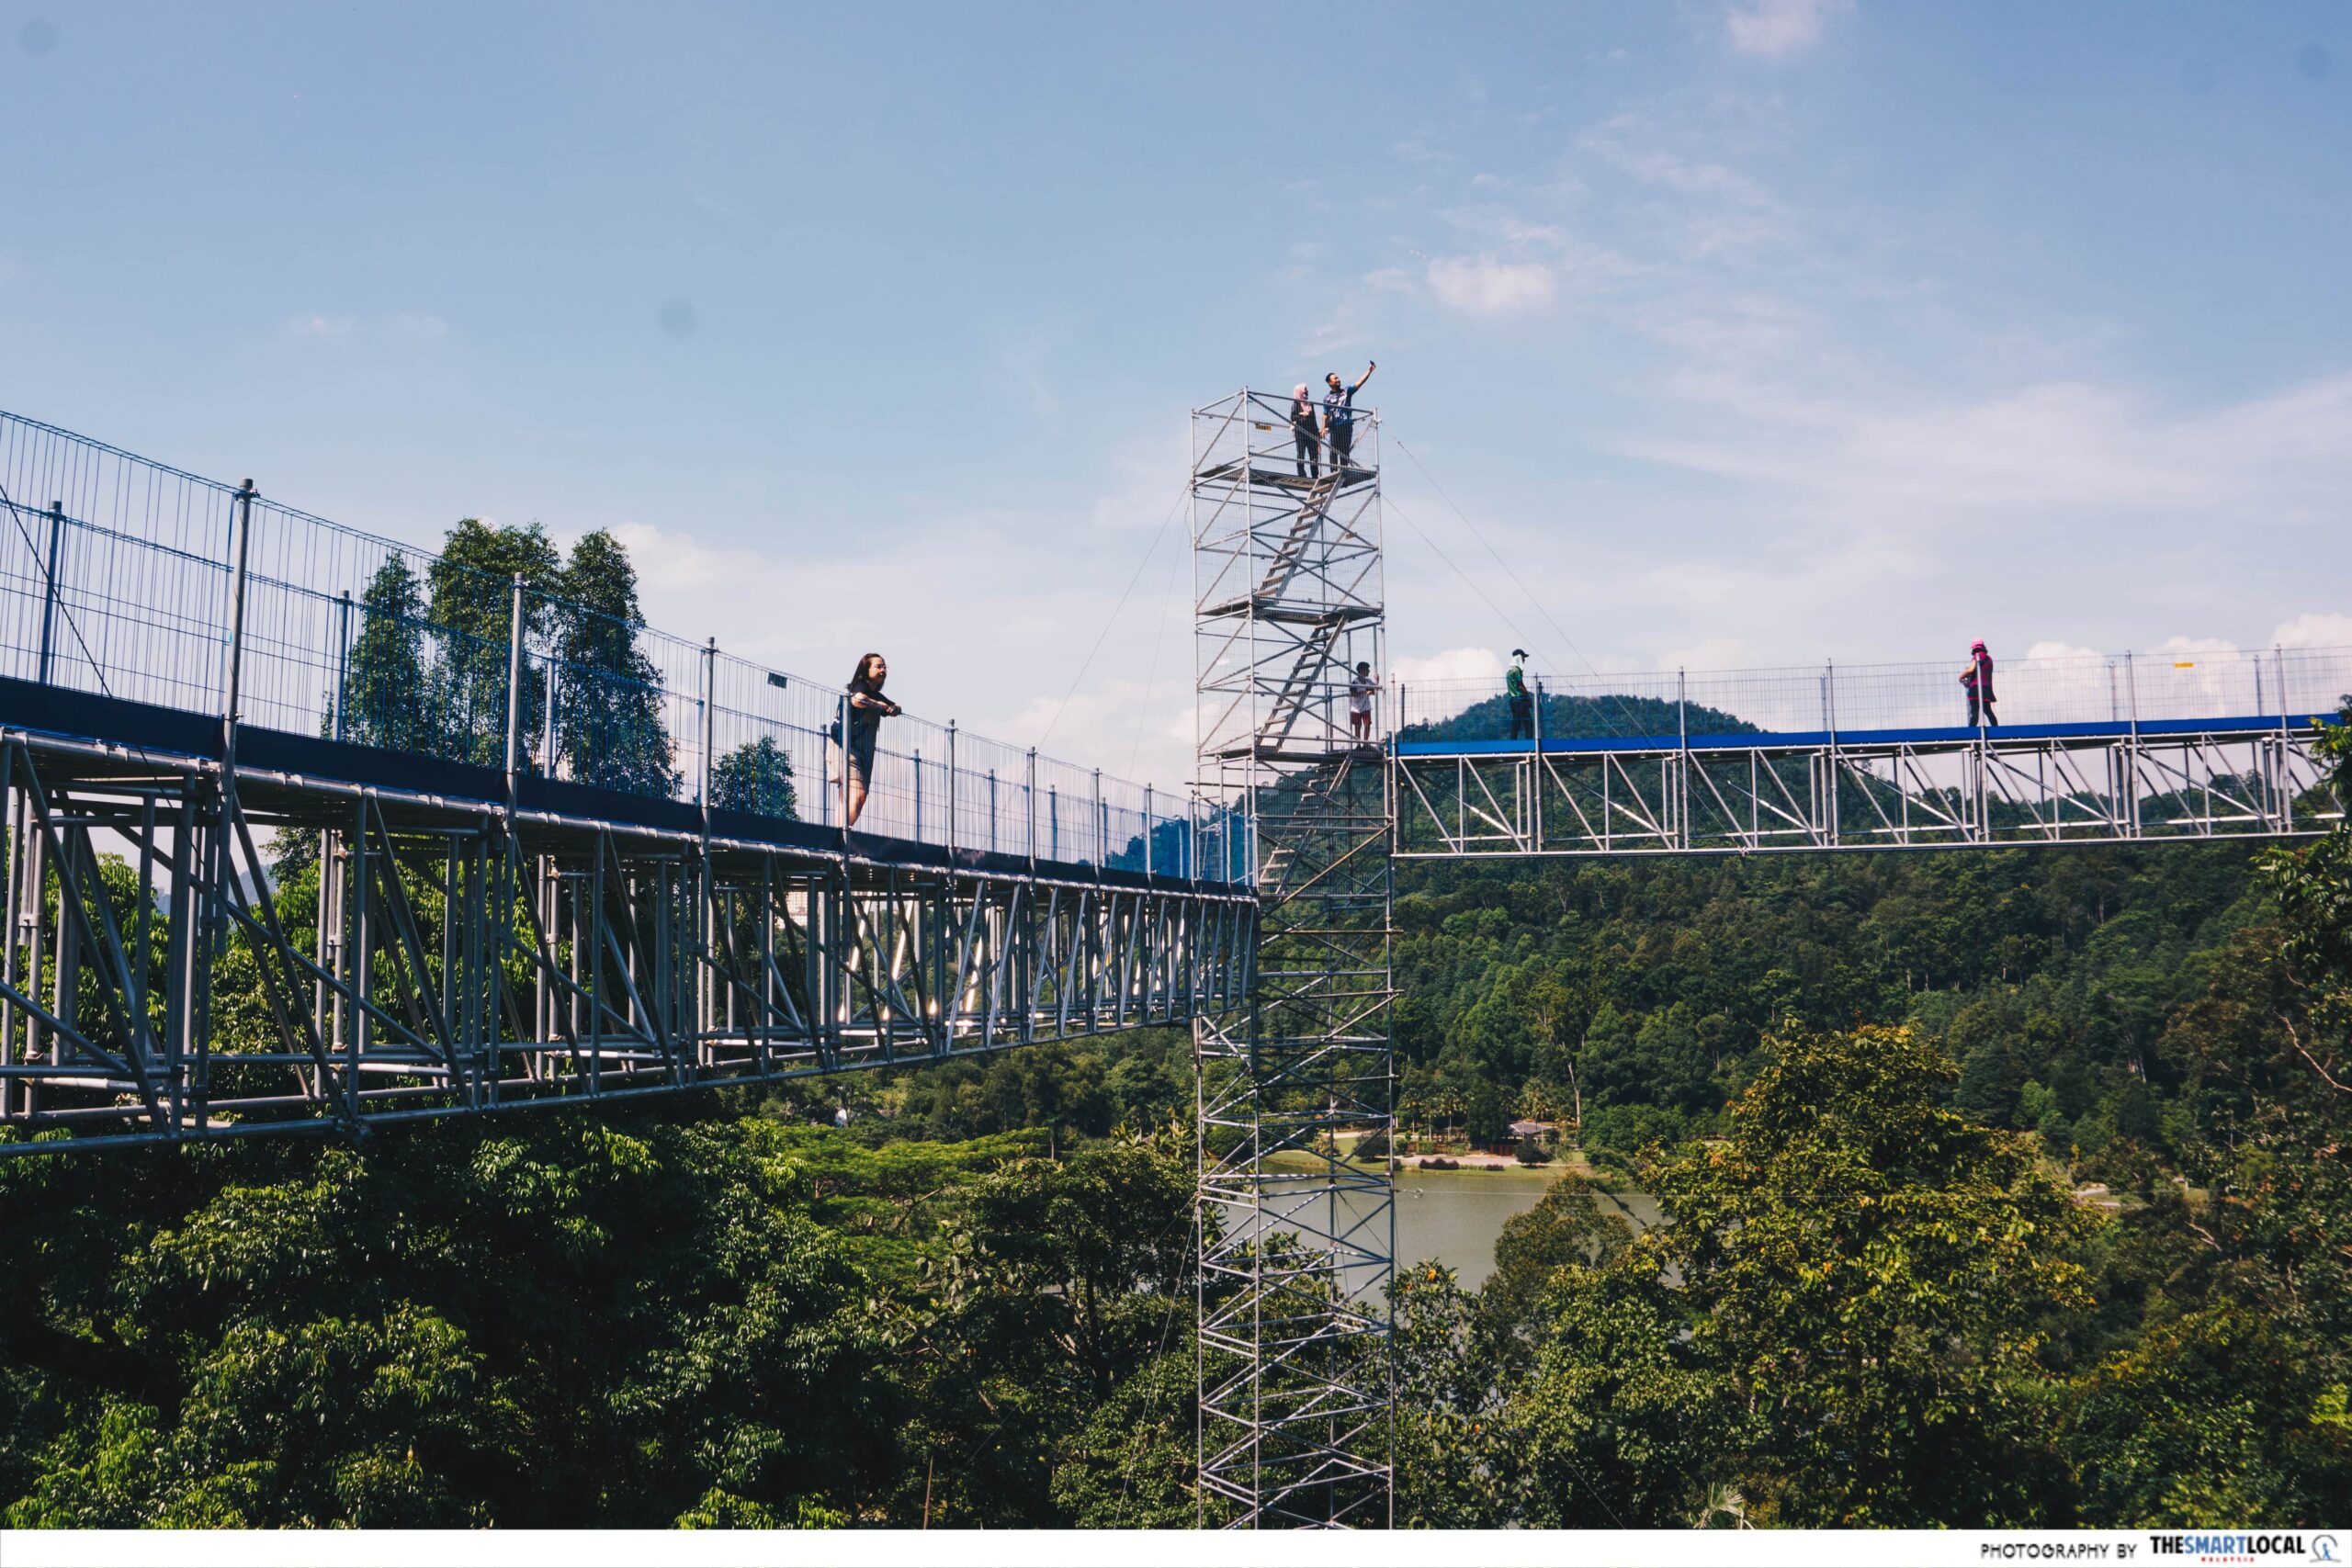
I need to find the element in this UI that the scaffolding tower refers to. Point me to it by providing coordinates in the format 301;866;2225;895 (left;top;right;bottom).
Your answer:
1191;389;1396;1529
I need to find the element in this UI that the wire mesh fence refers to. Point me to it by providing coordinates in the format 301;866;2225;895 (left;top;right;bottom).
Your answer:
0;407;1230;881
1400;646;2352;746
0;414;238;713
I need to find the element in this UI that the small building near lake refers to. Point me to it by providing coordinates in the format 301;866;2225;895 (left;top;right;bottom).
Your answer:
1508;1119;1559;1148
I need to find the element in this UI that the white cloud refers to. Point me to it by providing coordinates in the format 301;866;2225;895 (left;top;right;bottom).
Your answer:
284;313;356;339
1617;373;2352;532
2024;641;2106;664
2155;635;2241;659
1657;637;1753;671
1573;117;1792;257
1724;0;1852;59
1426;255;1555;318
1581;132;1775;209
597;509;1205;792
281;311;450;344
2272;612;2352;649
1087;435;1191;531
1393;646;1506;686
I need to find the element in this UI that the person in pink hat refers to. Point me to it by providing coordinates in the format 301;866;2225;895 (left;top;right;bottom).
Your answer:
1961;639;1997;728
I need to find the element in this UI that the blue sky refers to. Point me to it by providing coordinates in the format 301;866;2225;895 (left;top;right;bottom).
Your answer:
5;1;2347;785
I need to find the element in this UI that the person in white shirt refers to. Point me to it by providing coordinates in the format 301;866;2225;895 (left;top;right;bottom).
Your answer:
1349;660;1377;744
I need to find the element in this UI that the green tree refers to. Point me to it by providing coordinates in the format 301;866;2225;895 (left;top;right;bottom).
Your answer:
1046;1351;1193;1528
341;556;427;754
0;1117;896;1529
962;1139;1191;1404
1655;1024;2096;1526
427;519;560;768
711;736;798;821
2062;1309;2352;1525
1391;1262;1510;1528
1504;1252;1732;1528
552;529;674;797
1477;1174;1634;1359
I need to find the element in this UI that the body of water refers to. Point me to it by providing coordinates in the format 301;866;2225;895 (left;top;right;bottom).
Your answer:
1247;1159;1664;1293
1387;1167;1662;1290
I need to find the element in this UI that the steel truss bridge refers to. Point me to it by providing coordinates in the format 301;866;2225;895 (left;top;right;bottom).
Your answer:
4;397;2345;1535
1394;713;2343;859
0;411;1251;1150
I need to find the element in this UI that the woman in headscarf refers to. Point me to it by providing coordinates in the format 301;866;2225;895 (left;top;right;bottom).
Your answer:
1290;382;1321;480
1962;639;1997;728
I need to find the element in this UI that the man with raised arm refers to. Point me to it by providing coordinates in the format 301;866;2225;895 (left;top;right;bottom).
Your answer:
1322;360;1375;474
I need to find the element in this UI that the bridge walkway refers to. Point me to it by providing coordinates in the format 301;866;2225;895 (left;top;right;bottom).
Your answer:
1390;658;2347;858
0;410;1247;1153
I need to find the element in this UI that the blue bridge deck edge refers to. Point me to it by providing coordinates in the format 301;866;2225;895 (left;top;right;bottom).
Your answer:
1398;713;2339;758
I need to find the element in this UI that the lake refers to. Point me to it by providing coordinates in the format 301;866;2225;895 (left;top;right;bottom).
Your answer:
1243;1160;1665;1292
1385;1167;1663;1290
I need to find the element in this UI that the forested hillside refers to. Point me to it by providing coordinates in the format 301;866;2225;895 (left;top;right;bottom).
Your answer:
1396;833;2277;1170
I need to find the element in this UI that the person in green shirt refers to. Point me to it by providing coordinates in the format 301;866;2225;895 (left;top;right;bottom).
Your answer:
1506;650;1534;741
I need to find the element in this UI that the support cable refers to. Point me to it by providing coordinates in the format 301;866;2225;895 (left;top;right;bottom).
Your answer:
1125;532;1187;780
1382;493;1544;671
1036;478;1189;750
1391;435;1649;739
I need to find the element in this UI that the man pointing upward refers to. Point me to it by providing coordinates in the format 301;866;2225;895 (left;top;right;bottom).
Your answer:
1323;360;1375;474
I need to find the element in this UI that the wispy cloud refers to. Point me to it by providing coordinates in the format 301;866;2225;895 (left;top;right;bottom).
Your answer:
1723;0;1852;60
283;312;356;340
600;468;1204;788
1394;646;1506;686
1580;123;1777;209
1427;256;1556;317
281;310;450;343
1618;373;2352;529
1345;82;2351;673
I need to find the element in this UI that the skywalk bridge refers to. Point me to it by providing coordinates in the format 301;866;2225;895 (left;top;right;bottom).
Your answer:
0;410;1252;1152
1391;654;2347;859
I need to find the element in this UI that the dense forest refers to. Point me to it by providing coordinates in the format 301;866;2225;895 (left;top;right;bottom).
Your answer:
2;517;2345;1527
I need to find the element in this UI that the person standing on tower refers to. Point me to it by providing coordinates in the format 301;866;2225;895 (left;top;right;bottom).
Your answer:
1506;649;1534;741
1962;638;1998;728
1290;383;1322;480
1322;360;1375;474
1349;660;1377;745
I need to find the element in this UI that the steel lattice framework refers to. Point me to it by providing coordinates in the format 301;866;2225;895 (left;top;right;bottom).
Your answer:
0;404;1252;1152
1394;722;2343;859
0;728;1250;1147
1191;389;1395;1529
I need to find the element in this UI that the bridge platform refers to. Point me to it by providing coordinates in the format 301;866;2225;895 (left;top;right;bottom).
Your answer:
0;674;1222;894
1392;705;2344;859
0;695;1251;1153
0;405;1249;1153
1397;711;2336;757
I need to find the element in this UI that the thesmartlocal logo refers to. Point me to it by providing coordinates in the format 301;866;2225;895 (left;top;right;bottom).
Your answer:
2146;1534;2337;1563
